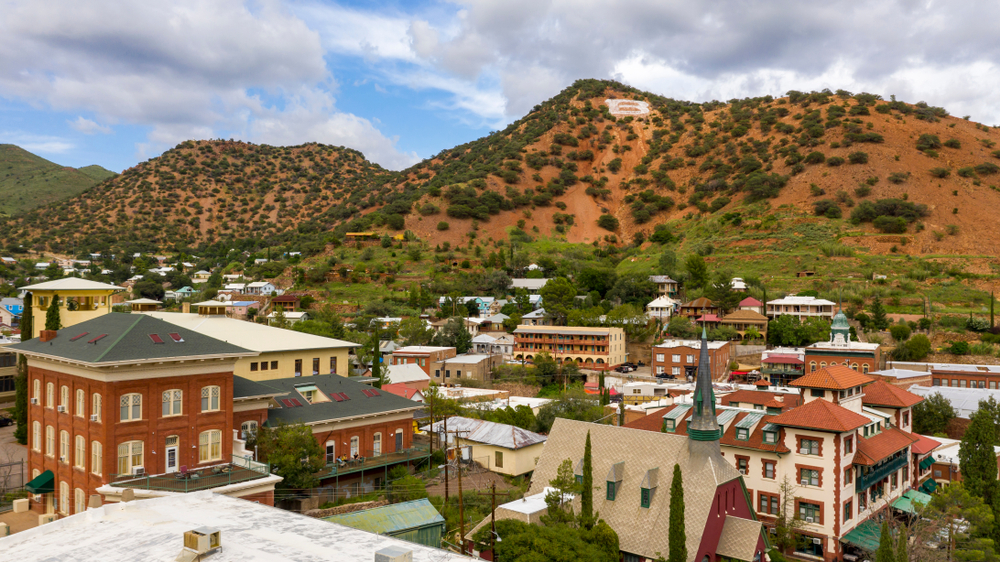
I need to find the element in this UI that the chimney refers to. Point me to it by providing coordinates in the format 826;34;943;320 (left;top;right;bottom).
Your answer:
182;302;191;314
88;494;102;509
39;330;57;342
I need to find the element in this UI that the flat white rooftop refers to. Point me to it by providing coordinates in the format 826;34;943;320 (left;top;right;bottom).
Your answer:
142;312;359;353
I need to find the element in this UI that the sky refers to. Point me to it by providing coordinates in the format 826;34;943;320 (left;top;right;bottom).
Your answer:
2;0;999;173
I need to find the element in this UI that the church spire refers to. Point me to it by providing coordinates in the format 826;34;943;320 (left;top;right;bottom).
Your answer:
688;327;721;442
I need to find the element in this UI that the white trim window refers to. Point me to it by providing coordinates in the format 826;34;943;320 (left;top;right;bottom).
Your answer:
75;488;86;514
162;389;182;417
75;435;86;469
117;441;143;475
32;421;41;452
373;433;382;457
33;379;40;402
59;481;69;515
45;425;54;457
240;421;258;440
199;430;222;462
201;386;220;412
60;430;70;463
91;441;103;475
46;382;54;408
76;389;85;417
60;385;69;412
92;393;102;422
350;436;359;457
120;393;141;421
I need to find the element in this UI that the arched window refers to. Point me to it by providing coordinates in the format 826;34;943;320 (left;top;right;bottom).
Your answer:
820;362;827;369
75;488;86;514
199;430;222;462
852;363;859;371
240;421;258;440
863;364;870;374
60;430;70;463
117;441;143;475
809;361;817;372
45;425;54;457
162;389;182;417
373;433;382;457
350;436;359;457
76;389;85;417
92;393;102;422
60;385;69;412
46;382;54;408
91;441;103;475
201;386;220;412
59;481;69;515
120;393;141;421
32;421;41;452
33;379;40;402
75;435;86;468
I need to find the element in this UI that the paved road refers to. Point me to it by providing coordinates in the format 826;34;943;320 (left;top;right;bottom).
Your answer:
0;423;27;466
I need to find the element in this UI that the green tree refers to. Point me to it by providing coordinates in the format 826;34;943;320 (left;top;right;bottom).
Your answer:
870;295;890;331
476;519;618;562
772;477;806;553
668;464;687;562
706;274;741;314
271;305;289;329
684;254;709;290
606;304;655;345
605;274;657;306
388;473;428;503
254;422;325;490
896;523;908;562
544;459;579;526
923;482;997;561
44;294;62;331
874;520;895;562
913;392;955;435
398;317;435;345
893;334;931;361
540;277;578;325
433;317;473;353
960;406;999;501
12;292;31;444
580;431;595;530
890;323;912;342
767;314;800;346
665;316;696;338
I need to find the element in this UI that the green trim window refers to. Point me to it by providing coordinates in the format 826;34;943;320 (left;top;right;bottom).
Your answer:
736;428;749;441
763;431;777;444
664;419;675;432
640;488;651;508
606;480;617;501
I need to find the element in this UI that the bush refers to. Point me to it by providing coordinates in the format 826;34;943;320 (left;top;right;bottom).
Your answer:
930;167;950;178
887;172;909;184
967;316;991;332
975;162;1000;176
854;185;872;198
948;341;969;355
873;215;908;233
957;167;977;178
943;138;962;149
848;151;869;164
436;221;450;231
916;134;941;151
946;224;959;235
812;200;842;218
827;156;845;166
804;151;826;164
597;214;619;231
890;323;911;342
607;158;623;173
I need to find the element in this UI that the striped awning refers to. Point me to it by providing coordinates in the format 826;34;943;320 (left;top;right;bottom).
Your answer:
919;456;935;470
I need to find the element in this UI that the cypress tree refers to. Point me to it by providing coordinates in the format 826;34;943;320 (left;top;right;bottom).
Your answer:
13;293;32;444
992;291;995;328
44;294;62;331
580;430;594;530
959;407;999;501
668;464;686;562
874;520;895;562
896;524;908;562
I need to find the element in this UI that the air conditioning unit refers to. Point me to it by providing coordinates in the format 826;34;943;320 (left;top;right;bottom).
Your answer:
89;414;99;422
56;405;66;413
812;538;822;545
33;495;42;502
59;456;66;463
806;517;815;523
183;527;221;555
800;447;810;454
739;469;747;475
132;466;145;476
769;527;777;534
801;480;809;486
374;545;414;562
30;398;38;405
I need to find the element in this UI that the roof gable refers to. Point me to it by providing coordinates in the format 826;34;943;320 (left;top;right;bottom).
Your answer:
854;427;919;466
262;376;420;424
768;398;870;433
790;365;874;390
862;380;923;408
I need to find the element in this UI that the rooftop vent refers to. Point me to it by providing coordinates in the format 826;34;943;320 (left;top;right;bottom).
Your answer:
374;545;412;562
177;527;221;561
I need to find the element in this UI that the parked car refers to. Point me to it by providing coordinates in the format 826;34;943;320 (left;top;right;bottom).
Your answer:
0;416;14;427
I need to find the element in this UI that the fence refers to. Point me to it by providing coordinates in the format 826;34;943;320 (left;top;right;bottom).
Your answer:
0;460;26;513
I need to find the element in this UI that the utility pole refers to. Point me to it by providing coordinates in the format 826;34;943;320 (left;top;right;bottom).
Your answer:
457;439;466;556
491;482;497;562
443;415;449;503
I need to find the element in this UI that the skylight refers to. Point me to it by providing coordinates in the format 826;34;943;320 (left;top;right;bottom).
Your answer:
69;332;89;342
149;334;165;344
168;333;184;343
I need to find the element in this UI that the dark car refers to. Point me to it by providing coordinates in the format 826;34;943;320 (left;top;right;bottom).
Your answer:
0;417;14;427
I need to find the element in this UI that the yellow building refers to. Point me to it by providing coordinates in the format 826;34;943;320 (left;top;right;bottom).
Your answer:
19;278;123;339
142;309;361;381
424;416;547;476
0;342;17;402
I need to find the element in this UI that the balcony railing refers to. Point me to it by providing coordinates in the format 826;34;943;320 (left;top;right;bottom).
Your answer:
110;455;271;493
321;443;430;478
856;453;908;491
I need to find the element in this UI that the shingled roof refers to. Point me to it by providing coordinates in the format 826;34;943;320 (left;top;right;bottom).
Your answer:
262;376;421;425
861;380;923;408
12;313;253;365
768;398;870;433
790;365;874;390
854;427;919;466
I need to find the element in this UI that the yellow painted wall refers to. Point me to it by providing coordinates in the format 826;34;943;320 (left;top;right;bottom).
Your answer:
236;348;352;381
29;290;117;339
458;439;544;476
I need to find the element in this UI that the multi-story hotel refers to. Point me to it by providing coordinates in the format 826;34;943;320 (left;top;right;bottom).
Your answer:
512;325;627;371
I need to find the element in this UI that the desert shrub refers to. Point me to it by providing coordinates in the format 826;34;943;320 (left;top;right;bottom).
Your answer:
975;162;1000;175
873;216;908;233
419;203;439;216
930;167;951;178
946;224;959;235
804;151;826;164
607;158;623;173
827;156;845;167
916;134;941;151
597;214;619;231
436;221;450;231
943;138;961;149
887;172;909;184
848;151;869;164
890;323;912;342
854;185;872;198
948;341;969;355
813;200;842;218
967;316;991;332
850;198;929;224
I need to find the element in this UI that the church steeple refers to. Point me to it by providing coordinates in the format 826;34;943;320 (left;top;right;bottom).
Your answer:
688;327;721;442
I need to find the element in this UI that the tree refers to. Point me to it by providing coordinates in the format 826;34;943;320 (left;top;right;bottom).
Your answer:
706;274;741;314
874;520;895;562
44;294;62;331
475;519;618;562
668;464;686;562
870;295;890;331
544;459;579;526
890;323;912;342
398;317;435;346
913;392;955;435
896;524;908;562
666;316;696;338
540;277;577;325
254;422;325;490
133;278;166;300
772;477;806;553
684;254;709;290
580;431;595;530
959;406;999;501
434;317;473;353
923;482;997;561
271;305;289;329
894;334;931;361
606;304;655;345
13;292;31;444
605;274;657;306
388;470;428;503
369;331;387;389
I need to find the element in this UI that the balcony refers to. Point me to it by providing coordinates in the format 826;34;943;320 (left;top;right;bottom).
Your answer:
321;443;430;479
514;346;609;356
110;455;271;493
515;337;609;346
856;453;908;491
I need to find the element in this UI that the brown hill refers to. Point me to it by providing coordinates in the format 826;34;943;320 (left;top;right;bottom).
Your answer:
4;79;1000;257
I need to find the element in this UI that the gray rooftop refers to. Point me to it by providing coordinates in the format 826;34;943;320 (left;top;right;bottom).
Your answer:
261;375;421;425
422;416;546;450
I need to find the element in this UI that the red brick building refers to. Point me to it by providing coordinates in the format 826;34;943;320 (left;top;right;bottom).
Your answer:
651;338;731;380
390;346;456;376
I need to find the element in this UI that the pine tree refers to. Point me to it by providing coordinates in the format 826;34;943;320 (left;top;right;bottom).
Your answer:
580;431;594;530
668;464;687;562
896;524;908;562
874;520;895;562
959;407;999;502
12;292;32;444
44;294;62;331
870;295;889;331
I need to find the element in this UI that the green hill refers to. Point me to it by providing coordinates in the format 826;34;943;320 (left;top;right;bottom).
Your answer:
0;144;116;215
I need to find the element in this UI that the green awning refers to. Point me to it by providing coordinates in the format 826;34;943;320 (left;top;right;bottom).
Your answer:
842;519;882;551
26;469;54;494
892;489;933;514
921;478;938;493
919;457;935;470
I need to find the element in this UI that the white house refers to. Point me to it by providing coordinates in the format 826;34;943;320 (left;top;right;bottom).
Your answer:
646;295;677;321
245;281;276;295
766;295;836;321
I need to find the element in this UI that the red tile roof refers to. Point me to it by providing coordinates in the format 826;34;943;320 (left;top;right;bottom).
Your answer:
911;434;941;455
861;380;923;408
768;399;870;433
623;405;791;454
721;389;802;411
754;379;771;387
739;297;763;306
696;314;721;322
790;365;874;391
761;355;804;365
854;427;919;466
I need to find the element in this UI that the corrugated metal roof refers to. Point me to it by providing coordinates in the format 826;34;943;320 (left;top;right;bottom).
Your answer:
736;412;765;429
323;499;444;535
423;417;547;450
663;404;691;421
717;409;739;426
762;423;779;433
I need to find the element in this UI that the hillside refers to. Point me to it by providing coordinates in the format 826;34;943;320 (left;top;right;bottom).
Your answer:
4;80;1000;259
0;144;117;215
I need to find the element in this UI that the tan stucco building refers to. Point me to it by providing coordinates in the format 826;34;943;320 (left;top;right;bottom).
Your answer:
19;278;123;339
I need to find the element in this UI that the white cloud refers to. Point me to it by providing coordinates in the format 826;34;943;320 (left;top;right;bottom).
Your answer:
1;132;74;154
67;116;111;135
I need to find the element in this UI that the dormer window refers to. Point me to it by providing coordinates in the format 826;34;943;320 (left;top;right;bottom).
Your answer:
664;419;675;432
736;428;749;441
640;468;659;509
606;462;624;501
763;431;777;444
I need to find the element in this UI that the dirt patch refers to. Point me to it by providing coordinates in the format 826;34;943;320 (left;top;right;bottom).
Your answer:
425;468;518;497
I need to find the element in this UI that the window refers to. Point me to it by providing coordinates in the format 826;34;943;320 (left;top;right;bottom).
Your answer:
75;435;86;469
312;357;320;375
250;362;258;372
495;451;504;468
33;378;40;402
800;468;820;486
435;370;440;378
891;473;898;490
350;436;359;457
799;501;821;522
330;356;337;374
91;441;103;475
737;457;749;472
672;354;680;363
271;360;278;370
120;393;142;421
810;389;824;398
60;430;70;463
201;386;220;412
373;433;382;457
903;411;910;426
60;481;69;515
60;385;69;411
844;436;853;454
664;419;675;432
810;361;816;372
606;480;617;501
294;359;302;376
46;425;55;457
199;430;222;462
862;364;869;374
117;441;143;474
75;488;86;514
446;370;451;378
820;362;827;369
260;361;269;371
686;355;694;363
933;378;940;386
844;467;853;484
844;500;853;521
46;382;54;408
656;354;664;362
32;421;41;452
241;421;258;440
672;367;680;376
92;393;102;422
800;439;819;455
325;441;336;464
736;428;749;441
162;389;182;417
764;462;775;479
76;389;85;417
903;466;909;482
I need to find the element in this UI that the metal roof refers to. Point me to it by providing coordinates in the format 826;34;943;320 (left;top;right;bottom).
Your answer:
262;375;421;425
663;404;691;421
423;416;546;450
735;412;765;429
716;409;739;426
323;499;444;535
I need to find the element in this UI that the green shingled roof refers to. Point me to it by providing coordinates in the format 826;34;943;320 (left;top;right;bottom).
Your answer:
262;375;421;425
233;376;287;400
12;313;253;365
